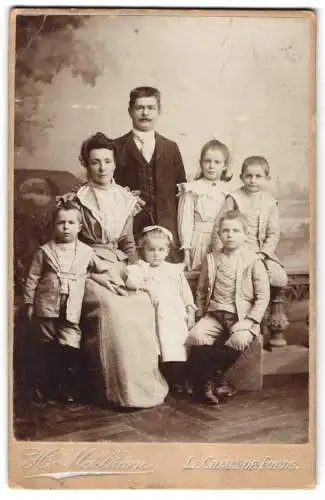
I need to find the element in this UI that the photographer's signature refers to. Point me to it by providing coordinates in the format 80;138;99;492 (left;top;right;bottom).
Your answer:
22;448;155;479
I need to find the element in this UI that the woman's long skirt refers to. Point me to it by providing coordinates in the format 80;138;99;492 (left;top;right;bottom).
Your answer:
80;279;168;408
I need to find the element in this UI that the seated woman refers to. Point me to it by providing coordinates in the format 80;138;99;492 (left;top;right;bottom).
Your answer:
65;132;168;409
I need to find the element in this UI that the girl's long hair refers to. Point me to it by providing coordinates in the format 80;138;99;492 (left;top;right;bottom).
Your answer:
195;139;233;182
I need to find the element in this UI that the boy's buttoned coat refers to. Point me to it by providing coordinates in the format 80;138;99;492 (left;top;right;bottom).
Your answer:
23;240;102;324
196;248;270;336
113;131;186;246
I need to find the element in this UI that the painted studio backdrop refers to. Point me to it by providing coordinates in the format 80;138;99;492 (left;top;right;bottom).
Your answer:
14;13;310;272
11;11;313;450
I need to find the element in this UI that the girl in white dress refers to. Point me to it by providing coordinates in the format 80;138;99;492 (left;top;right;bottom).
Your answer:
126;225;196;393
177;139;233;271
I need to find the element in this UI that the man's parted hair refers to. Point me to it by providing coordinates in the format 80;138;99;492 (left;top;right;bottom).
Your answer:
128;86;161;111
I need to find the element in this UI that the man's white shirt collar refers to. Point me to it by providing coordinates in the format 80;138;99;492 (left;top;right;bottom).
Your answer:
132;129;156;163
132;129;155;145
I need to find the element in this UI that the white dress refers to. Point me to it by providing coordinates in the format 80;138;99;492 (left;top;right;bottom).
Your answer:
177;179;227;270
126;260;196;362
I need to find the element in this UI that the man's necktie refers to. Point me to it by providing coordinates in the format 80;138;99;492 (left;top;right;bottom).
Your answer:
138;137;154;163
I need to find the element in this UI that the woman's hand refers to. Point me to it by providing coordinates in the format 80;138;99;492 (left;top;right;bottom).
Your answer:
184;249;192;271
91;273;127;296
27;305;34;322
115;286;128;296
102;280;120;294
102;281;128;296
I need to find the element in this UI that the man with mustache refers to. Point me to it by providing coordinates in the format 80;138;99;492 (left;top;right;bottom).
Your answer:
114;86;186;261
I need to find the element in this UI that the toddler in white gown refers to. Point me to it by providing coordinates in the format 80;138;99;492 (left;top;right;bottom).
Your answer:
126;225;196;392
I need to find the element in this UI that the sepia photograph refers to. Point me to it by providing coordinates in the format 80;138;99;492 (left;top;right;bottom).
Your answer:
8;7;315;489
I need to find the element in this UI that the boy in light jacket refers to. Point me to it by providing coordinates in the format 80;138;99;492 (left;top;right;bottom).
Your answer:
186;210;270;405
24;200;110;403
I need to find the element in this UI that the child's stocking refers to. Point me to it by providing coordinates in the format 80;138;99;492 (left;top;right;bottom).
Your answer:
56;344;80;403
187;346;220;405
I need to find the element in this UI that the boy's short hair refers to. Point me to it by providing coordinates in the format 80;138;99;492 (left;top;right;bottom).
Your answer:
218;210;247;234
52;200;82;226
240;156;270;177
128;86;161;111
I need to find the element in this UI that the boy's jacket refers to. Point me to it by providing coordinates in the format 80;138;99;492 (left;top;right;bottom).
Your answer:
211;188;281;263
196;247;270;336
24;240;103;323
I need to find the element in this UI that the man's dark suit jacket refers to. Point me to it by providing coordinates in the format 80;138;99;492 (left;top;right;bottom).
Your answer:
114;131;186;252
